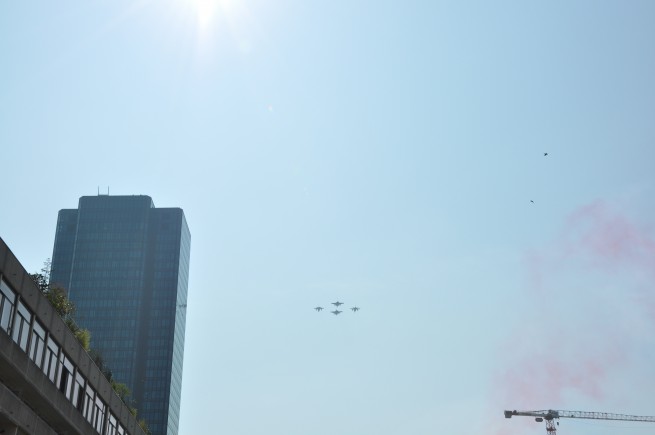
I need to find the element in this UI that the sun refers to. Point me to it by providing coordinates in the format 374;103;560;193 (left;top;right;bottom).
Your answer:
172;0;249;57
186;0;237;33
194;0;217;31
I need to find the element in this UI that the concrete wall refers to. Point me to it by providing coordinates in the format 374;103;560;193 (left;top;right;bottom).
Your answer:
0;238;145;435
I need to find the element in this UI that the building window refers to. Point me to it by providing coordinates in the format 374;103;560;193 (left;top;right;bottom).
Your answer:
29;320;46;368
0;271;139;435
83;384;95;424
0;278;16;333
93;396;106;433
12;300;32;351
106;413;118;435
72;372;86;410
58;352;75;401
43;336;60;383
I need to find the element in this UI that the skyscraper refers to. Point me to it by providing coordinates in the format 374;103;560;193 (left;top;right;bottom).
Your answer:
50;195;191;435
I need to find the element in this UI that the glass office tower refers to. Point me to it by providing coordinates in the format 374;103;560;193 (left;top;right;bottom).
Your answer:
50;195;190;435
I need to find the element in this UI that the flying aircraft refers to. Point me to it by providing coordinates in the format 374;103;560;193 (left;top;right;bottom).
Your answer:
351;307;360;312
314;307;323;312
332;301;344;307
544;152;548;156
331;310;342;315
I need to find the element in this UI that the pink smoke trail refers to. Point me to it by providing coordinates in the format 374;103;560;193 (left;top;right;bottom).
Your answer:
494;200;655;432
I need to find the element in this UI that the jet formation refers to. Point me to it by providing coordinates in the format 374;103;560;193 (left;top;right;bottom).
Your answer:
314;301;360;315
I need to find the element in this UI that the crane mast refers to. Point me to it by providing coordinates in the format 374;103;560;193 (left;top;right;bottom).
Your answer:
504;409;655;434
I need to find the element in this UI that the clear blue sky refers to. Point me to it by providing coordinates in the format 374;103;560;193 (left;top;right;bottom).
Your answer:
2;1;655;434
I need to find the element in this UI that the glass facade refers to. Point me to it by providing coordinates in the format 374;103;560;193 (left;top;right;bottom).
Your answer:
50;195;190;435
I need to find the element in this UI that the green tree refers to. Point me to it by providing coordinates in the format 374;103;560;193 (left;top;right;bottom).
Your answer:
111;381;131;401
138;419;152;435
44;286;76;319
73;327;91;351
31;271;49;292
89;349;113;381
31;261;148;431
29;262;91;351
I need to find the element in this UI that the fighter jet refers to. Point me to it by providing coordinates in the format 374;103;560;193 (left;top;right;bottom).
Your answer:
351;307;360;312
332;301;344;307
331;310;342;315
314;307;324;312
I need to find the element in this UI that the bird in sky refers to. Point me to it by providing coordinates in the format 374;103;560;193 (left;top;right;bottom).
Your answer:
314;306;323;312
332;301;344;307
544;152;548;156
351;307;360;312
331;310;342;315
530;200;534;203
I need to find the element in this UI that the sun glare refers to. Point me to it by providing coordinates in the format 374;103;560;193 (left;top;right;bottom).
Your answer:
173;0;251;58
187;0;237;33
195;0;216;31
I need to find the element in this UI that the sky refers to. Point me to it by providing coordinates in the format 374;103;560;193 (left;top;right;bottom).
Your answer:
2;1;655;434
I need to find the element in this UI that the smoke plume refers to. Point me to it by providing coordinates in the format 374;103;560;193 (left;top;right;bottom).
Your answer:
495;200;655;420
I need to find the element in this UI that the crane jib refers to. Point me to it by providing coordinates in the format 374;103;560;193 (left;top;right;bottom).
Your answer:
504;409;655;434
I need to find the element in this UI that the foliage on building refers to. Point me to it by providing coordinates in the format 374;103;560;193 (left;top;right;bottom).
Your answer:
30;260;148;431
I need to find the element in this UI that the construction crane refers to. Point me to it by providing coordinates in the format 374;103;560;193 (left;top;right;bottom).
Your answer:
504;409;655;434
